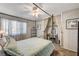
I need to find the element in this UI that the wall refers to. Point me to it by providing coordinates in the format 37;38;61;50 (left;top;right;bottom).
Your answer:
62;8;79;52
36;20;45;38
36;19;48;38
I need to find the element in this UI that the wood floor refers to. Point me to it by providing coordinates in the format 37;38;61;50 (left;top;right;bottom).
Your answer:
53;43;77;56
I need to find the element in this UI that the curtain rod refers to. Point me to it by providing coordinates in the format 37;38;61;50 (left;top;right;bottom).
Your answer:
33;3;51;16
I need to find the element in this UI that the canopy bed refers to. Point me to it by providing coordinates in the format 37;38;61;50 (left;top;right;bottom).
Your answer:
0;36;55;56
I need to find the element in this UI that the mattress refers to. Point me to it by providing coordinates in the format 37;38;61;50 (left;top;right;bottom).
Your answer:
16;37;55;56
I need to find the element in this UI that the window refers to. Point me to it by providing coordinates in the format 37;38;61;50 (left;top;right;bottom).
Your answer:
1;19;9;35
1;18;27;36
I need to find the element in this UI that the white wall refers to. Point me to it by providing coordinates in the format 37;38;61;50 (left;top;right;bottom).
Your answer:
36;19;48;38
62;8;79;52
36;20;45;38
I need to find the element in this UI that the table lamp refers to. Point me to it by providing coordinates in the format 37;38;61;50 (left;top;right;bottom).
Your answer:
0;30;5;48
0;30;4;38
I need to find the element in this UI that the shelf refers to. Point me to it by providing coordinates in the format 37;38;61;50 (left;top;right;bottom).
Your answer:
31;27;37;37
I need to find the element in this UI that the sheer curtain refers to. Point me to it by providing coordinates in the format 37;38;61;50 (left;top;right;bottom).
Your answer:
1;18;9;35
1;18;27;36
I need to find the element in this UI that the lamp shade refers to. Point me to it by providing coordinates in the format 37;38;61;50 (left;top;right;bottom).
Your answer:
0;30;4;38
0;30;4;34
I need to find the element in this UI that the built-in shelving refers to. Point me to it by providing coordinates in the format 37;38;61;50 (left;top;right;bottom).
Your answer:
31;27;37;37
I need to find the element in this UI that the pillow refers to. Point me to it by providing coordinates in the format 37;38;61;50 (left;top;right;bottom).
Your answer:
0;37;6;48
3;47;23;56
4;36;17;49
3;36;23;56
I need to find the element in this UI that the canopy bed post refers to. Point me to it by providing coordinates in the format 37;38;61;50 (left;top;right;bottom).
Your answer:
77;22;79;56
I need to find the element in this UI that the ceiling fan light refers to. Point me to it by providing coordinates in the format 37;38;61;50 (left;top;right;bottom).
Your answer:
32;7;39;17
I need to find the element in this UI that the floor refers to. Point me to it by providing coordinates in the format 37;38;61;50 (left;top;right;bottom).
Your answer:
53;43;77;56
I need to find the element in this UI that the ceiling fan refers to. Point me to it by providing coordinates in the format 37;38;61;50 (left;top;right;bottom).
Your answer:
32;6;39;17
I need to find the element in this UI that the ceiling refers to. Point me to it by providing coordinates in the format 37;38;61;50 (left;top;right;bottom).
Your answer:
0;3;79;20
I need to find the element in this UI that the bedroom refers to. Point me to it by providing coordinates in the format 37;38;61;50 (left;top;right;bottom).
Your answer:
0;3;79;56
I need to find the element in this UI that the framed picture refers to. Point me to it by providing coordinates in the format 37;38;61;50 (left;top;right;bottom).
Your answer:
66;19;78;29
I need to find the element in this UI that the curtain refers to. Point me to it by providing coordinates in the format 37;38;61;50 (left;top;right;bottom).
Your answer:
1;18;27;36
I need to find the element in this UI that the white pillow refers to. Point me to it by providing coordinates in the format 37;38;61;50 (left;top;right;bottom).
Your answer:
3;36;23;56
0;38;6;48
